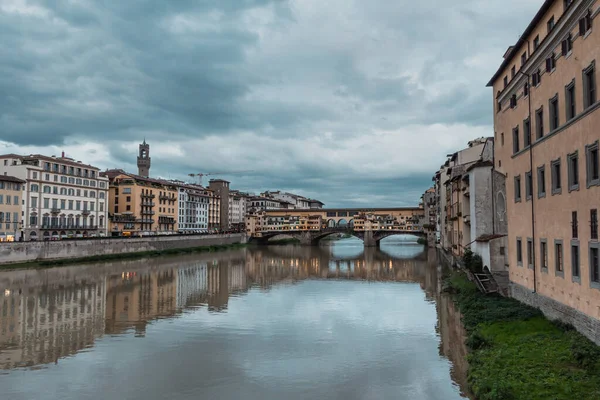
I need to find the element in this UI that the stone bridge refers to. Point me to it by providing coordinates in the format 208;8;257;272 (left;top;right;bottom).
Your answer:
252;227;425;247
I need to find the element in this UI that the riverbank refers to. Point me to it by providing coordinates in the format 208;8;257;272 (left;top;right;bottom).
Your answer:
0;242;247;270
0;233;246;267
445;271;600;400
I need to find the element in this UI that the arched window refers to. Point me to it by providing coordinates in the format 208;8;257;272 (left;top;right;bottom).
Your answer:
43;186;51;193
60;188;67;195
31;184;39;192
99;192;105;199
30;213;38;226
89;215;94;227
99;216;104;228
90;191;96;198
68;189;75;196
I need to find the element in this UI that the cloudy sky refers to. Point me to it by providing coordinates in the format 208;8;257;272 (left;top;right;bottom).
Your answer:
1;0;542;207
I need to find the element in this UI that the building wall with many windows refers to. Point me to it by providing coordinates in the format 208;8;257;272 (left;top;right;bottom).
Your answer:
0;154;109;240
178;185;210;233
102;170;178;236
0;175;25;241
490;0;600;330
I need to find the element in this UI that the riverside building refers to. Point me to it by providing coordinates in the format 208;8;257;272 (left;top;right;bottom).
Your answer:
0;153;109;240
0;175;26;241
489;0;600;341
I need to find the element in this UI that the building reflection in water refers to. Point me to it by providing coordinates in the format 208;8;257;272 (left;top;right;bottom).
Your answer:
0;242;468;391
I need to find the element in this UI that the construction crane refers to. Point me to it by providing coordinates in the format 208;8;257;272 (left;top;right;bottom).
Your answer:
187;170;253;186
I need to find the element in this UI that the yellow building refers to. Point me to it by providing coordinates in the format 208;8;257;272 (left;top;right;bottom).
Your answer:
101;170;178;236
0;175;25;241
489;0;600;341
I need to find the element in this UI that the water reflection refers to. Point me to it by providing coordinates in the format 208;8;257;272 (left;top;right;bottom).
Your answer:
0;239;469;400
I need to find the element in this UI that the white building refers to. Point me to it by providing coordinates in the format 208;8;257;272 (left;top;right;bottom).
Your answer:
260;190;323;209
177;184;210;233
249;196;289;211
228;190;249;229
0;153;109;240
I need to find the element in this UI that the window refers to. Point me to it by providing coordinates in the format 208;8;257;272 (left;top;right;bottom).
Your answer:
511;65;516;78
572;211;578;239
591;209;598;240
100;202;104;212
540;239;548;270
579;10;592;37
535;107;544;139
545;53;556;73
590;243;600;288
526;171;533;200
76;201;81;211
501;132;504;146
551;159;562;194
549;95;559;131
533;35;540;50
562;33;573;56
524;82;529;97
68;200;73;210
504;75;508;87
572;242;580;282
555;240;563;276
512;126;520;153
583;62;596;109
527;238;534;268
43;198;49;209
532;69;541;86
537;165;546;198
521;51;527;67
568;152;579;191
517;238;523;266
31;197;37;208
586;141;599;187
565;80;576;121
126;205;131;211
123;188;132;194
510;94;517;108
547;16;555;33
514;175;522;202
523;118;531;147
126;196;131;202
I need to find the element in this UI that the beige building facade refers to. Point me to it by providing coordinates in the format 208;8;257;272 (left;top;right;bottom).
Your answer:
490;0;600;340
0;154;109;240
0;175;25;241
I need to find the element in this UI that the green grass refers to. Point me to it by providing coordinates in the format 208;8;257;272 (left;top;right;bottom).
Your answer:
0;243;247;270
445;272;600;400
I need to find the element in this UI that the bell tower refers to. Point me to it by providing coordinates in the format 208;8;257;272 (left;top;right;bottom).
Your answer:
137;139;151;177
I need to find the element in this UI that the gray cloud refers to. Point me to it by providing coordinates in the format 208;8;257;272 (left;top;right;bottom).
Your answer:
0;0;543;206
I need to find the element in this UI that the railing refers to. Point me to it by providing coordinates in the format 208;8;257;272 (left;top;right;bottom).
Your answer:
82;209;90;215
141;193;156;199
141;210;155;215
141;202;155;206
50;208;61;214
40;225;99;230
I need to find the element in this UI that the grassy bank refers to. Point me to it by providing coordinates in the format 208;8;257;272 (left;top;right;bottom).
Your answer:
445;271;600;400
0;243;247;270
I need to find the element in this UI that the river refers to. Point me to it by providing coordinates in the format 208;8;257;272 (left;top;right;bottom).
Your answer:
0;237;469;400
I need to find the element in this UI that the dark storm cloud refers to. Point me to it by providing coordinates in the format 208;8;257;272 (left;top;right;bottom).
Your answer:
0;0;544;205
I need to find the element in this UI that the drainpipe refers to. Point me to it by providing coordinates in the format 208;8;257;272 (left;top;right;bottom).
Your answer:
519;40;536;293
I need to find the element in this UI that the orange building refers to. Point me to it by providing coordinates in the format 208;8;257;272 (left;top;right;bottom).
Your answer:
489;0;600;342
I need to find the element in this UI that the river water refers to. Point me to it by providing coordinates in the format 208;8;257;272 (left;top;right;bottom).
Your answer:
0;237;469;400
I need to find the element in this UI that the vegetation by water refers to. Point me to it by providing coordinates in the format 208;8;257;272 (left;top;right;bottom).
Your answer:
445;272;600;400
0;243;247;270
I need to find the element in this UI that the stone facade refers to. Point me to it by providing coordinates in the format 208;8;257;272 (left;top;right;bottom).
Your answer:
0;175;25;241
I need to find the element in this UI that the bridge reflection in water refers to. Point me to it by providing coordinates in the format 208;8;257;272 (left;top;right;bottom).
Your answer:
0;241;468;398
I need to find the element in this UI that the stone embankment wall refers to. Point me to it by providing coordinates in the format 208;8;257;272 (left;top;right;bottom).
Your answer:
511;283;600;346
0;234;246;265
438;245;600;346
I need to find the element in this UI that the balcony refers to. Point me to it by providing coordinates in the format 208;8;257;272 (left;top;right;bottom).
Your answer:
141;210;155;215
141;193;156;199
159;194;176;201
111;214;137;223
141;201;155;206
82;209;91;215
51;208;61;214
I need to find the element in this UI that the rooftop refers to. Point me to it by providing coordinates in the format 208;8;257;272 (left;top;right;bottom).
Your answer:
0;175;26;184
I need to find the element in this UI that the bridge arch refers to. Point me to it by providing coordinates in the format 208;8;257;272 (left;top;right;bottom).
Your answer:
327;219;336;228
337;219;348;227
